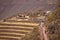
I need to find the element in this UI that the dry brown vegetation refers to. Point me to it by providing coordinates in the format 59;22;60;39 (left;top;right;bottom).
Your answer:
45;7;60;40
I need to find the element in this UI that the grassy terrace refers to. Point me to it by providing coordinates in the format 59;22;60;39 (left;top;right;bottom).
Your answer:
0;14;40;40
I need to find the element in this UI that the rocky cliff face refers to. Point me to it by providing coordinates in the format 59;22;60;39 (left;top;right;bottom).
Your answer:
0;0;58;20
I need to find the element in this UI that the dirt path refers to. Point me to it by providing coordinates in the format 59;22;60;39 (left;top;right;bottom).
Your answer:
39;22;49;40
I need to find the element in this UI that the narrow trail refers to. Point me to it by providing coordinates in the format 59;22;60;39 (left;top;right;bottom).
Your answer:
39;22;49;40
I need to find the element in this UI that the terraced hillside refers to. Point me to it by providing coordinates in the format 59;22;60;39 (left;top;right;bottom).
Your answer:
0;15;40;40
